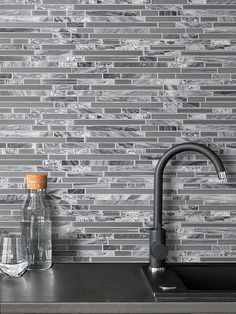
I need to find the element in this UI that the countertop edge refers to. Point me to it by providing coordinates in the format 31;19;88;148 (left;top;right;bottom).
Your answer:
2;302;236;314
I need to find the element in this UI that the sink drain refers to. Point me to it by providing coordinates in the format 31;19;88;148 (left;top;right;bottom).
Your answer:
159;285;177;291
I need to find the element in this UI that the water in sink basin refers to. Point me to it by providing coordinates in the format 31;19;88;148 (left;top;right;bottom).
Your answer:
172;264;236;291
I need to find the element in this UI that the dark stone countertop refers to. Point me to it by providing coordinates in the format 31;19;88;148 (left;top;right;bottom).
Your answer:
0;263;236;314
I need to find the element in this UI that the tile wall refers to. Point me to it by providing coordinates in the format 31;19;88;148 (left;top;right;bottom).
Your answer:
0;0;236;262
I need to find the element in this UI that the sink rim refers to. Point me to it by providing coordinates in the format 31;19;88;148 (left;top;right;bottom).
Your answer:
141;263;236;302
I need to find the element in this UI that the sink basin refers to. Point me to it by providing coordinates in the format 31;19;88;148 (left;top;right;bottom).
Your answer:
142;263;236;302
173;264;236;290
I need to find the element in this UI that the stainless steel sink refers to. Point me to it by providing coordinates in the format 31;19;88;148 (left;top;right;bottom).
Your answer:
142;263;236;302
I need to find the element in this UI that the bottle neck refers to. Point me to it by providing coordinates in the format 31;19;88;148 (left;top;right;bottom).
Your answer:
28;189;46;196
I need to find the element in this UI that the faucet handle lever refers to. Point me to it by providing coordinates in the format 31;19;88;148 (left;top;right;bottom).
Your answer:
151;241;168;261
150;228;168;263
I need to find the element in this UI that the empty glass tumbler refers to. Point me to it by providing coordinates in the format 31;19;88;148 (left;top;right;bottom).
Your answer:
0;234;28;278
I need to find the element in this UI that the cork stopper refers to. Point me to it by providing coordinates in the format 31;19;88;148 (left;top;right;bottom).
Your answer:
26;173;47;189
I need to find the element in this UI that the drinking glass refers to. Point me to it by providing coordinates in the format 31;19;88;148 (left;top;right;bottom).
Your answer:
0;233;29;278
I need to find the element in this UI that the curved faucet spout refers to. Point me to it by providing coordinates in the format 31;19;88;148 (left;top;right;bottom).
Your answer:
150;142;226;270
154;142;226;229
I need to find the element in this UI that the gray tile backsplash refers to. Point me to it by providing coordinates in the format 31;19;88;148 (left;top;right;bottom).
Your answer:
0;0;235;263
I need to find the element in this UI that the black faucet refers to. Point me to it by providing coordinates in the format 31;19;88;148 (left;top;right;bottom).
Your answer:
149;142;227;270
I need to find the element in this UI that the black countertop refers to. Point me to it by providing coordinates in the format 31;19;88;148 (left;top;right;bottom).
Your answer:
1;263;236;314
0;264;154;303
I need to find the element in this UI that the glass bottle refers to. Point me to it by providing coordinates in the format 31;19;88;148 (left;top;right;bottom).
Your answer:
22;173;52;270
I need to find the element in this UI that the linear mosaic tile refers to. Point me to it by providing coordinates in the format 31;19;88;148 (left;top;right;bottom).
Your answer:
0;0;235;263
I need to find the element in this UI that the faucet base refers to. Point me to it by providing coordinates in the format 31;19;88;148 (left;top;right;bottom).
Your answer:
149;266;165;273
